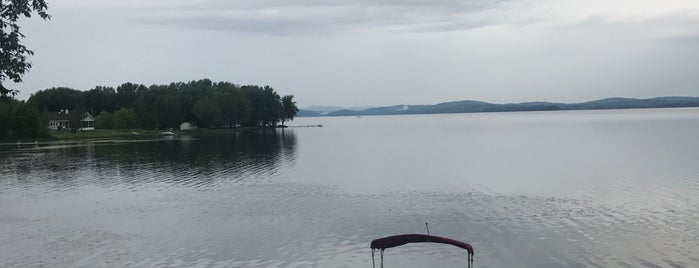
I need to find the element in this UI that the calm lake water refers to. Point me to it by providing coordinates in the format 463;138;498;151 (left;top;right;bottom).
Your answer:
2;108;699;267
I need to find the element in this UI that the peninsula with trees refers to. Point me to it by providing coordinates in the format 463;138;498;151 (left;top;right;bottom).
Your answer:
0;79;299;141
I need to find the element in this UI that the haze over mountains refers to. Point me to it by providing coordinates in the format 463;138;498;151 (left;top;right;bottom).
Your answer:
299;97;699;117
302;106;375;114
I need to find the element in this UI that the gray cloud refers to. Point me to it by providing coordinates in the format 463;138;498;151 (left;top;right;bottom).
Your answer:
11;0;699;106
127;0;699;37
135;0;509;34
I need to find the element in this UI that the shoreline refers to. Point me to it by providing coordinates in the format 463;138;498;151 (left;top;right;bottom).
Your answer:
0;126;294;143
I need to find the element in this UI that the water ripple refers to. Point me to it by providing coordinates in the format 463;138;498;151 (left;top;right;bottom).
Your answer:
2;111;699;267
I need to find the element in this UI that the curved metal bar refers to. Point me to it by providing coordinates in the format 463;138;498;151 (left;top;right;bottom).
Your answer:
370;234;474;256
371;234;474;267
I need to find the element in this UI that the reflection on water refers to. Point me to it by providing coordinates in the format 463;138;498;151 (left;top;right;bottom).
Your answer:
0;130;297;191
1;109;699;267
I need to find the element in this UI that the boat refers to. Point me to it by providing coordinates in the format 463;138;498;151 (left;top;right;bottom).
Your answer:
370;232;474;268
160;131;175;136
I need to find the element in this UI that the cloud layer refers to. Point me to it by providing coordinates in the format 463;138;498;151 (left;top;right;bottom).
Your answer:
13;0;699;106
73;0;695;37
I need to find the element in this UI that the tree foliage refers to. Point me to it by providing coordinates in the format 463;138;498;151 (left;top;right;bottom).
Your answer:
115;82;146;109
112;108;137;129
120;80;294;129
95;111;114;129
281;95;299;126
28;87;85;111
192;96;221;127
243;85;283;127
0;98;45;139
216;89;250;128
154;95;183;129
68;106;85;133
7;79;299;137
0;0;50;97
85;86;116;113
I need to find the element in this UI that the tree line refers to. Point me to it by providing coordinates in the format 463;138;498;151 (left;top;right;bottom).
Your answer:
0;79;299;140
0;99;46;140
0;0;49;140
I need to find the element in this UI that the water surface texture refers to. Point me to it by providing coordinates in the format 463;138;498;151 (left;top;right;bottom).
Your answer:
2;108;699;267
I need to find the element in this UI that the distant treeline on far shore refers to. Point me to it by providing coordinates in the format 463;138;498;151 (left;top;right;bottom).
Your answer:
299;96;699;117
0;79;299;140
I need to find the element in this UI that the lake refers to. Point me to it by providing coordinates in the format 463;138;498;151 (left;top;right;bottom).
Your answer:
1;108;699;267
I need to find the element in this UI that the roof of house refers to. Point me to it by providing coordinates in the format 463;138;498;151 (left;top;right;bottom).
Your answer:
44;111;94;121
82;112;95;121
45;111;70;121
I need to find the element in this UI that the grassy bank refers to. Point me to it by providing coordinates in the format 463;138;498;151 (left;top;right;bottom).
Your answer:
47;129;152;140
44;126;289;140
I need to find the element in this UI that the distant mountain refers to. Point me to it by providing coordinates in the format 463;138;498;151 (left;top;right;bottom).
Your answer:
325;109;361;116
297;109;324;117
302;106;345;114
302;106;375;114
567;97;699;110
300;96;699;117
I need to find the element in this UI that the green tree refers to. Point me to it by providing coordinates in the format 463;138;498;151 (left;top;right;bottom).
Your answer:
95;111;114;129
17;103;45;138
3;100;45;139
68;107;86;133
1;98;48;140
242;85;282;127
113;108;137;129
85;86;116;113
28;87;85;111
133;88;161;129
23;79;292;131
0;100;11;139
115;82;147;109
154;95;182;129
192;96;221;128
280;95;298;126
217;90;250;128
0;0;50;97
261;87;283;127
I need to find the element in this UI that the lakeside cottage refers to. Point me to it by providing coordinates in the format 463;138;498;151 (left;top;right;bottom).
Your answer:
46;109;69;130
81;112;95;130
45;109;95;131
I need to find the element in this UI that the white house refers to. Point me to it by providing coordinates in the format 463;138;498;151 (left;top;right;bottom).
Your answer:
45;109;95;131
80;112;95;130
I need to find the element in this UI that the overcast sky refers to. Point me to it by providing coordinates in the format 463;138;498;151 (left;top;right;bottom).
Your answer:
11;0;699;107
